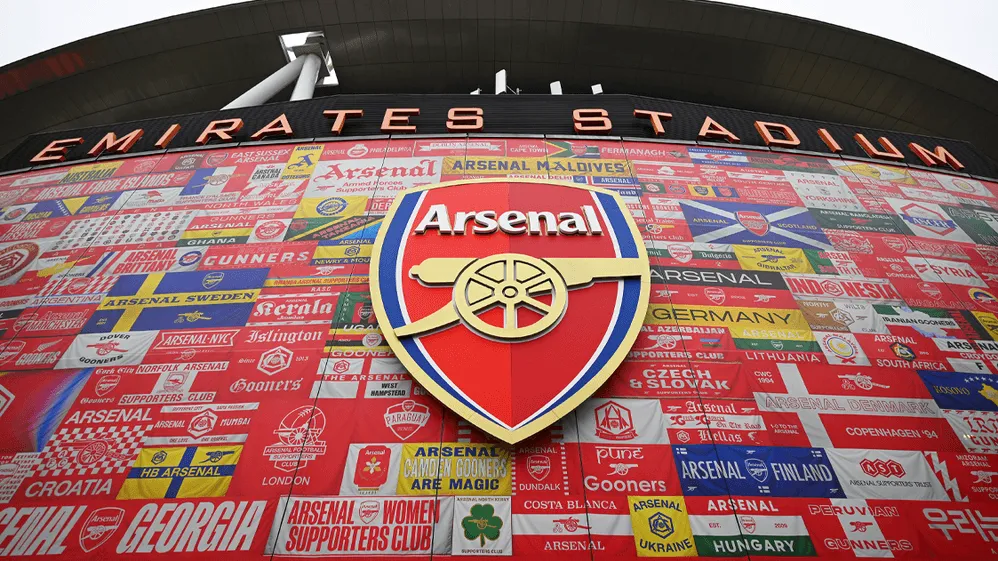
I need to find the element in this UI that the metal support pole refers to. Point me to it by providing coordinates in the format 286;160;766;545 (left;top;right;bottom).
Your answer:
222;55;308;110
290;54;322;101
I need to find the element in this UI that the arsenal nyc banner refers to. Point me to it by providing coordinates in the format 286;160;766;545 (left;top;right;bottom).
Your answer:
370;179;650;442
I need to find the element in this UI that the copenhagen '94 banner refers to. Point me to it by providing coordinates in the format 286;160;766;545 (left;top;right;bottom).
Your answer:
3;136;998;559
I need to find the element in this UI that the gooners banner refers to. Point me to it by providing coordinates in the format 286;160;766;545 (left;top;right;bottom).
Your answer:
370;179;651;442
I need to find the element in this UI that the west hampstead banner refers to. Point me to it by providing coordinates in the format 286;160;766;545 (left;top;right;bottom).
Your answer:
2;137;998;560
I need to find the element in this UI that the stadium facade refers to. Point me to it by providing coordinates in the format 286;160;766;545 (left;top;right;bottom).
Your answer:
1;1;998;559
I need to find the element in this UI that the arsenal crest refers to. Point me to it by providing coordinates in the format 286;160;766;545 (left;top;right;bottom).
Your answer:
371;179;650;443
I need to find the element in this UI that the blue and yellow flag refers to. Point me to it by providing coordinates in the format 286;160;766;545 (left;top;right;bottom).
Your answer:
83;269;267;332
117;445;242;499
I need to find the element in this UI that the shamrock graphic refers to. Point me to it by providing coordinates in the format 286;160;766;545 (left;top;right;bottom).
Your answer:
462;503;503;547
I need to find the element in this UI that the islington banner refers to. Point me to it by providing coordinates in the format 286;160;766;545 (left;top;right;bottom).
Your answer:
1;136;998;560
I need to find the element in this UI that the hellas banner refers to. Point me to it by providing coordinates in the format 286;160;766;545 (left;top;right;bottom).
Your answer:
265;496;454;555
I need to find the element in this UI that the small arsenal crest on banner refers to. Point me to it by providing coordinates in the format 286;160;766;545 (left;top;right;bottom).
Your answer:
371;179;650;443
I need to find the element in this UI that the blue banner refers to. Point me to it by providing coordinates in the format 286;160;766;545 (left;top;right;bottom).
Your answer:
83;268;268;333
679;200;832;250
918;371;998;412
673;444;845;498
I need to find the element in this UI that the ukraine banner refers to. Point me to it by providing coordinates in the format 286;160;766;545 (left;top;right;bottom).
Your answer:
83;269;267;333
629;496;697;557
117;445;242;499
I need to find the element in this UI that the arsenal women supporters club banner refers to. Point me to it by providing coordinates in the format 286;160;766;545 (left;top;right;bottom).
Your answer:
3;136;998;560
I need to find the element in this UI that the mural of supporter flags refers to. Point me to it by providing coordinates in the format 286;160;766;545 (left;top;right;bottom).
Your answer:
2;136;998;560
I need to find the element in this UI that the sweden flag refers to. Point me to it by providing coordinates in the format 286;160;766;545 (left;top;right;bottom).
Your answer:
83;268;268;333
117;445;242;499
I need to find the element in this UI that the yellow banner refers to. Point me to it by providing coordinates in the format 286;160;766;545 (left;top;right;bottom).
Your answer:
734;245;815;274
294;195;369;220
397;443;512;496
646;304;813;341
974;311;998;340
117;445;242;500
629;496;697;557
180;227;252;240
281;145;324;180
313;243;373;264
60;161;124;183
98;289;259;310
442;156;631;177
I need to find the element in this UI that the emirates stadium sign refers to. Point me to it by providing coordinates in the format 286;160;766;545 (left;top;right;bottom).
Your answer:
370;179;651;442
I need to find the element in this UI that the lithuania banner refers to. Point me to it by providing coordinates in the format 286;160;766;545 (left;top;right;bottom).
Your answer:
397;443;512;495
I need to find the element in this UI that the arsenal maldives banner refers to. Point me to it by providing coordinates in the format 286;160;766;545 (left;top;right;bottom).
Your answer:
7;137;998;560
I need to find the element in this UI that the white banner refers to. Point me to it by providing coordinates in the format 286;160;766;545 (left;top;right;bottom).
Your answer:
339;443;402;496
786;171;865;212
452;496;512;556
827;448;948;501
566;398;668;444
265;495;453;555
55;330;158;369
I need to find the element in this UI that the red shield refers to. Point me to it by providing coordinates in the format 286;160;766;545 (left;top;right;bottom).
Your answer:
526;455;552;481
371;179;649;443
736;211;769;236
704;287;726;305
78;507;124;552
353;445;392;491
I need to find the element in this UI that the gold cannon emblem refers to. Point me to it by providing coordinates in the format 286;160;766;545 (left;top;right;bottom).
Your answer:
395;253;646;341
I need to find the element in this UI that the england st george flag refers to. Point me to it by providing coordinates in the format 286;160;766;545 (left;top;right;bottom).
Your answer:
679;200;833;250
83;269;267;333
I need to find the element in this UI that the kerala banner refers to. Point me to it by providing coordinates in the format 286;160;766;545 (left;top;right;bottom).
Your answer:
397;443;512;496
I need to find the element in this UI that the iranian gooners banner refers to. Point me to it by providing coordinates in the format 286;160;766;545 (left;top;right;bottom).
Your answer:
265;496;454;555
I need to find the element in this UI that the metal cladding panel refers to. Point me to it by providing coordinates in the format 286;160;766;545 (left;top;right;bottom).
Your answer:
2;137;998;558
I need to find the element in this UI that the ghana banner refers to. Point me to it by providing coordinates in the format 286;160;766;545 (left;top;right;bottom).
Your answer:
1;137;998;559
